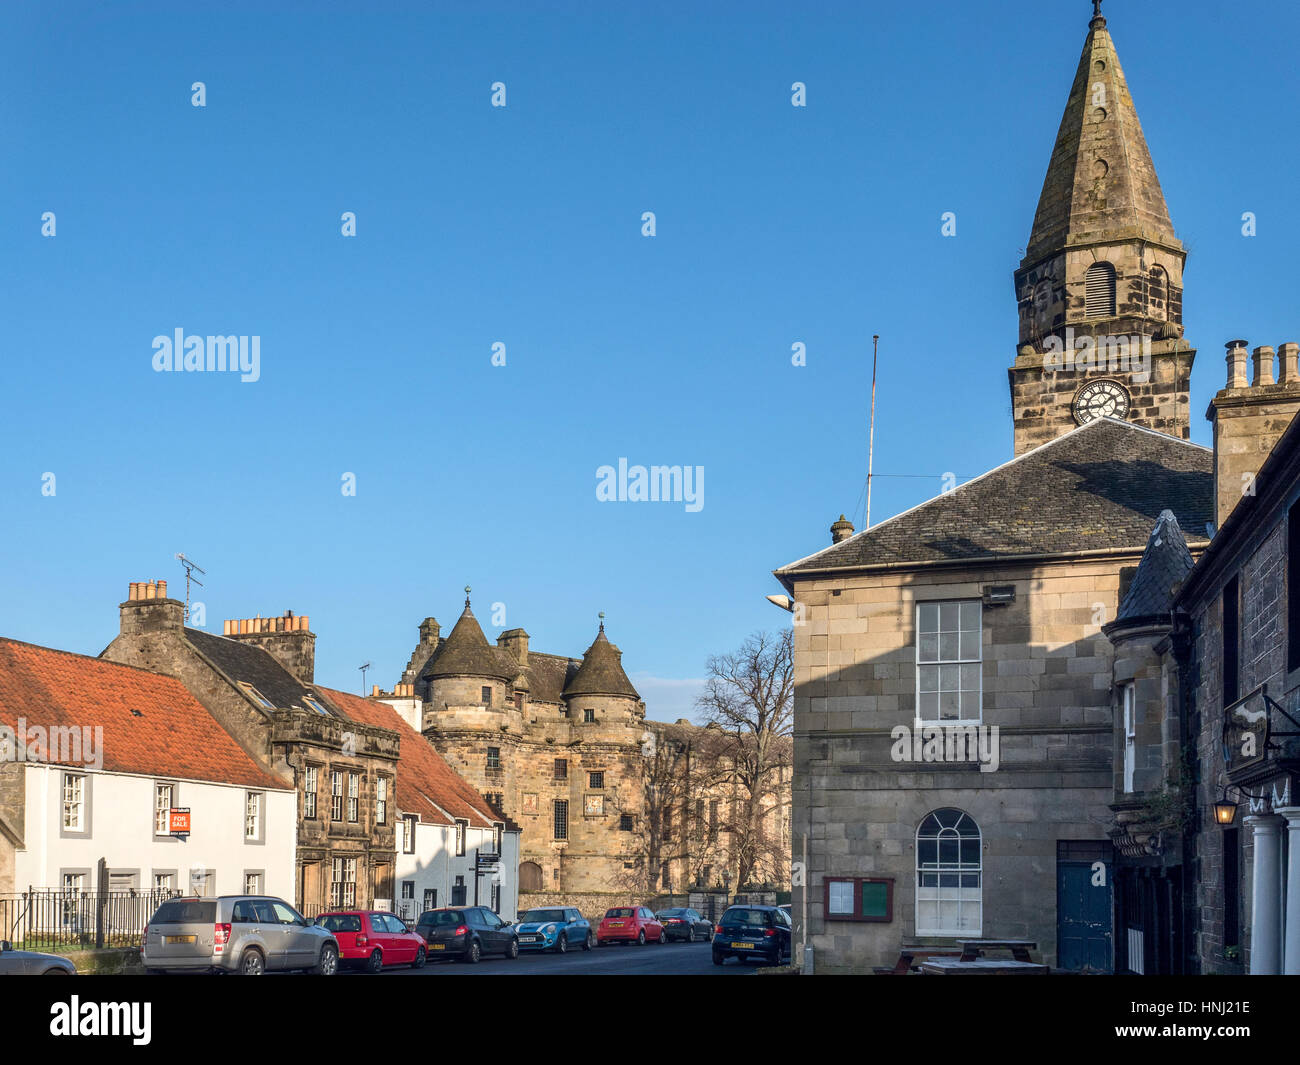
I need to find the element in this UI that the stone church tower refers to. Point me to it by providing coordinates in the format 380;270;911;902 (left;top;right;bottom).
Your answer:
1010;2;1195;454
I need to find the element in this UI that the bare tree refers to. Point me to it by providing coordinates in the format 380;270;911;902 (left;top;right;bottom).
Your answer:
695;629;794;889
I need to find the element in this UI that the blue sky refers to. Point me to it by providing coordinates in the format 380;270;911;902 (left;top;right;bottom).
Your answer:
2;0;1297;721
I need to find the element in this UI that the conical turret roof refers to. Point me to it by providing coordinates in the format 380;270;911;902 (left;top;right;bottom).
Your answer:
1113;509;1194;625
563;623;640;699
424;602;512;680
1024;7;1179;265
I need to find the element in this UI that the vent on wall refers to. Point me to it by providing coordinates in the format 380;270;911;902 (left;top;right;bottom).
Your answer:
1085;262;1117;318
982;585;1016;607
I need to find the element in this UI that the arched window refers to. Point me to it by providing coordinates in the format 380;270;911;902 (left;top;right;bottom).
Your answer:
1148;266;1167;321
1085;262;1117;318
916;808;982;936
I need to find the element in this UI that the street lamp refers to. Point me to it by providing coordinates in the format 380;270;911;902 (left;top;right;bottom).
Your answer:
1214;788;1239;826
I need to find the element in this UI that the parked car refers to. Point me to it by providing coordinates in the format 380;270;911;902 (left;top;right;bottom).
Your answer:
141;895;339;975
515;907;594;953
414;906;519;963
316;911;426;972
0;940;75;975
655;908;713;942
711;904;791;966
596;906;665;946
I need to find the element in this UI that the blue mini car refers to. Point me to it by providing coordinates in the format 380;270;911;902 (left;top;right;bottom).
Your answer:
514;907;593;953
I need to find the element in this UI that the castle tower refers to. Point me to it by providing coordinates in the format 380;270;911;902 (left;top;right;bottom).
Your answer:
1010;2;1195;454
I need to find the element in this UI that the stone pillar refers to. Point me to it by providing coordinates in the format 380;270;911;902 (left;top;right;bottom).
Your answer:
1276;807;1300;975
1280;342;1300;385
1246;814;1284;975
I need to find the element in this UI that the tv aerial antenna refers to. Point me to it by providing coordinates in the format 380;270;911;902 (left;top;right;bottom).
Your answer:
359;662;372;695
174;553;205;623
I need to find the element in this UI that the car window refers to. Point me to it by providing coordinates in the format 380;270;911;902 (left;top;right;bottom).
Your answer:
428;911;462;927
152;899;215;924
251;900;279;923
523;909;566;923
485;911;503;928
605;908;634;918
318;914;362;933
231;901;258;924
271;902;300;925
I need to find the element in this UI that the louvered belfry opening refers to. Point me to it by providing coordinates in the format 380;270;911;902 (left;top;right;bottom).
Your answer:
1085;262;1117;318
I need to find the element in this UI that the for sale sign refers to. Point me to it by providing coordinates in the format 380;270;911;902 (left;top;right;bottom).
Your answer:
169;808;191;836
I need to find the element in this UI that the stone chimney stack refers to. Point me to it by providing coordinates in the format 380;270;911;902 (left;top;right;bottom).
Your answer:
498;628;530;667
831;514;855;544
1209;338;1300;531
223;610;315;685
119;579;184;636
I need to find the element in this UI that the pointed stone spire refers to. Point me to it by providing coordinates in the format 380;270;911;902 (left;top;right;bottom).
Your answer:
1024;6;1178;264
424;593;512;680
1113;510;1194;626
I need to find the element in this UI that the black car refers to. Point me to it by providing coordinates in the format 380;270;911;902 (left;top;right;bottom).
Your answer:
414;906;518;963
711;905;791;966
656;908;712;942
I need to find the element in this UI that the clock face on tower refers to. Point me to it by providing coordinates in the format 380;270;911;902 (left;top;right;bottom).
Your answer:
1072;379;1130;425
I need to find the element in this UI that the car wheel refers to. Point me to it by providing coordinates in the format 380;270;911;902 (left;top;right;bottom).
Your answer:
712;951;725;966
238;949;266;976
366;949;383;974
658;930;666;945
583;931;594;951
556;933;568;954
312;943;339;976
506;937;519;960
465;939;481;964
42;967;70;975
637;929;646;946
413;947;426;969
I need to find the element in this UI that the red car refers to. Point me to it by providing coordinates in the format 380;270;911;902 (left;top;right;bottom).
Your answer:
596;906;665;946
315;911;427;972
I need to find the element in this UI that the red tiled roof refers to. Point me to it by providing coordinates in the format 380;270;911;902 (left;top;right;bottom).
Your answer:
320;687;499;829
0;638;287;791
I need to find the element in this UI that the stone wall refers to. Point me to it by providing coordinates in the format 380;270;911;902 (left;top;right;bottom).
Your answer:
789;559;1122;973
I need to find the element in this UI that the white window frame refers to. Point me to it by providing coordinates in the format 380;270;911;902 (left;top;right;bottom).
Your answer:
304;766;318;819
154;783;174;835
376;777;388;825
401;815;417;854
347;773;360;823
915;808;982;937
62;773;85;832
1122;682;1136;794
331;770;344;822
245;792;262;840
915;600;983;726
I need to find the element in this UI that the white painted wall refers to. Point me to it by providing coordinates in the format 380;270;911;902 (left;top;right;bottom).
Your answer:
394;820;519;922
13;764;296;899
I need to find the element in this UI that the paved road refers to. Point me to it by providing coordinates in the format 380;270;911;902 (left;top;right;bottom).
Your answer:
361;939;759;976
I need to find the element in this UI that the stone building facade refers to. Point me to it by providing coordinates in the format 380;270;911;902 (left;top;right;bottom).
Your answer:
773;5;1221;974
100;581;401;914
385;596;648;898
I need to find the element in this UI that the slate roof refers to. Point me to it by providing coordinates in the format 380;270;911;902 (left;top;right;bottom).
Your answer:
1113;510;1195;624
564;627;640;699
185;627;335;713
777;419;1212;578
321;687;504;829
424;605;513;681
517;651;581;705
0;638;286;789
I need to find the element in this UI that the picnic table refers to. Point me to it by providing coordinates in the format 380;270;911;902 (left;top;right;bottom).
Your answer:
919;958;1049;976
957;939;1038;963
873;945;963;975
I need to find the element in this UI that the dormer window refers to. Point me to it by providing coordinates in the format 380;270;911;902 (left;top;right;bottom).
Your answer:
240;683;274;709
302;695;330;716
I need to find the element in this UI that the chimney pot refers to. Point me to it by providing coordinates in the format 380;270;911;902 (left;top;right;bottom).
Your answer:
299;616;309;631
831;514;856;544
1254;346;1277;387
157;579;167;598
1281;342;1300;385
1226;340;1250;389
